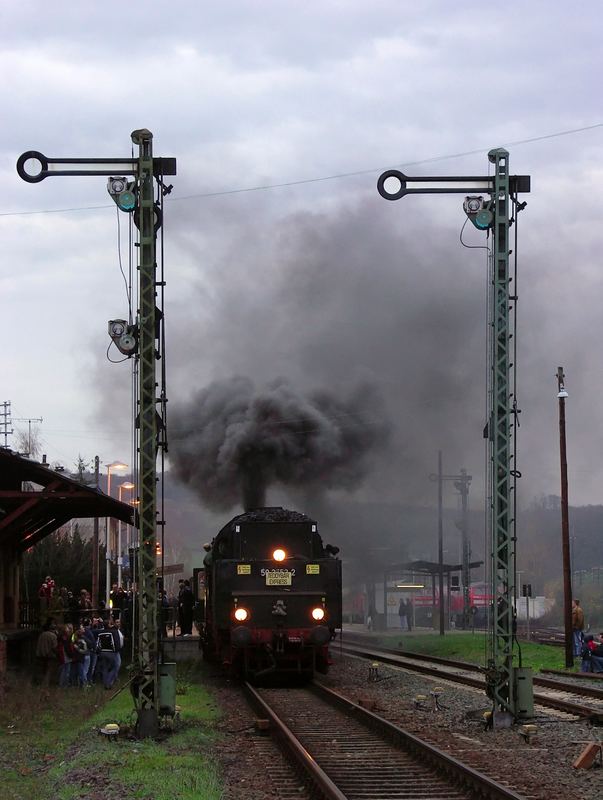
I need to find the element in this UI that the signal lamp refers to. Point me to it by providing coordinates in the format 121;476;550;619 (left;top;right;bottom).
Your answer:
108;319;138;356
272;548;286;562
107;176;137;212
234;607;249;622
464;196;482;214
463;195;493;230
311;607;325;621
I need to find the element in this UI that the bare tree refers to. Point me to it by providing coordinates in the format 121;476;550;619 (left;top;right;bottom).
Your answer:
15;425;41;458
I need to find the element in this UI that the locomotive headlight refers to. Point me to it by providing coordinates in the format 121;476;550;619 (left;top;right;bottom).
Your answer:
311;607;325;621
273;548;286;562
234;607;249;622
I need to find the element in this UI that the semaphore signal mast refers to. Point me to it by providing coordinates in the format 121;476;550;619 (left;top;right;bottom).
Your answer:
17;132;176;737
377;150;533;725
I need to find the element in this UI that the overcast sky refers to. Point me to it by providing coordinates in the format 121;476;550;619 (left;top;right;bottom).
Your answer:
1;1;602;511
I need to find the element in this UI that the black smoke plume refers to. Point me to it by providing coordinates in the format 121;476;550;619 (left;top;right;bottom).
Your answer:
169;376;391;510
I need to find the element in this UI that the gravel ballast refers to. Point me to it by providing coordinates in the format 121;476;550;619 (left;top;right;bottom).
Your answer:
210;647;603;799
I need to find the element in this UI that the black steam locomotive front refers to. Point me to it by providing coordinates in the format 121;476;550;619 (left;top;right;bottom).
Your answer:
202;507;342;678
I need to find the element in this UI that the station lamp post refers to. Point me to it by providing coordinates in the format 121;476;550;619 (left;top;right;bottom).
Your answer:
105;461;128;606
117;481;135;587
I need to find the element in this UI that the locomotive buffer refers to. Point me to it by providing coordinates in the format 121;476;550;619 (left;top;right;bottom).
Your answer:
377;152;533;724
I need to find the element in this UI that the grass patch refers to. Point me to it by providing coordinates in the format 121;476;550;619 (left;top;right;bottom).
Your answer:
376;632;568;672
0;662;224;800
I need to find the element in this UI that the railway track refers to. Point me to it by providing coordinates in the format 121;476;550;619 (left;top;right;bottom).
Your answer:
244;680;527;800
338;638;603;718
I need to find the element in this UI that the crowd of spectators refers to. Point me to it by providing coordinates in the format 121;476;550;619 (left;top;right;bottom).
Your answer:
33;574;198;690
34;615;124;689
34;575;126;689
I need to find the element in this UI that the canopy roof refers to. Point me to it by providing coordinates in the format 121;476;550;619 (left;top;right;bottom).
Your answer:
0;449;135;552
386;559;484;577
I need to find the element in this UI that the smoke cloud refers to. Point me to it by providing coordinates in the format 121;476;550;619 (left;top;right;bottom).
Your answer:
169;376;391;510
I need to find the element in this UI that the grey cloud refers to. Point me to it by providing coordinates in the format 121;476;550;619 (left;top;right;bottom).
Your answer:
169;375;391;511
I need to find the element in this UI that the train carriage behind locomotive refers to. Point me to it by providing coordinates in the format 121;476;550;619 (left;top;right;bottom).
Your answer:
200;507;342;678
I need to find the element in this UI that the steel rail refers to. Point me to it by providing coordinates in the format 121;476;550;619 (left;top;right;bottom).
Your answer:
339;642;600;718
244;681;527;800
342;635;603;700
312;681;527;800
542;668;603;681
243;682;347;800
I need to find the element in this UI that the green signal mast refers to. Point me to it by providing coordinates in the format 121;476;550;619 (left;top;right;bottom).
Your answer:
378;149;533;723
17;131;176;737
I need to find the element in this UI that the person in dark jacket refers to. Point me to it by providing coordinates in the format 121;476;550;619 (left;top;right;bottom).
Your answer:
179;579;195;636
572;599;585;657
582;635;603;673
33;618;58;687
73;624;90;687
160;590;170;638
57;624;75;687
97;618;124;689
81;619;96;686
405;599;413;632
88;617;105;684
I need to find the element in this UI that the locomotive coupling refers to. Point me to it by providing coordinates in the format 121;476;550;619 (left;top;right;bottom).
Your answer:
231;626;252;647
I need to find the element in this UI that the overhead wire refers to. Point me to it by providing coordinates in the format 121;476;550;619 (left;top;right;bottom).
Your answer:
459;217;492;252
116;206;132;317
1;121;601;218
105;340;129;364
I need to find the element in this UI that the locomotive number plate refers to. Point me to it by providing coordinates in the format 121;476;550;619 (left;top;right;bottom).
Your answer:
265;570;292;586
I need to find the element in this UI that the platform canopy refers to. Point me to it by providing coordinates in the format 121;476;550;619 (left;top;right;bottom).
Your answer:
386;560;484;577
0;449;135;552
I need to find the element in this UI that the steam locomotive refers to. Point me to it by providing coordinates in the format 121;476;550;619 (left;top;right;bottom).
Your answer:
199;507;342;679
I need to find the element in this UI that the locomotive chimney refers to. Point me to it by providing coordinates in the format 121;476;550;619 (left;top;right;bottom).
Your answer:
242;472;265;510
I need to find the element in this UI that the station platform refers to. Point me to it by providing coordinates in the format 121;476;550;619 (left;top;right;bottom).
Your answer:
161;634;201;661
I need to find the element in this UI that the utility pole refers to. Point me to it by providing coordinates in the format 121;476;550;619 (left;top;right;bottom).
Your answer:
454;469;472;629
428;454;446;634
17;135;176;737
378;151;532;722
557;367;573;669
437;452;445;635
0;402;13;447
13;416;43;456
92;456;100;609
430;456;473;634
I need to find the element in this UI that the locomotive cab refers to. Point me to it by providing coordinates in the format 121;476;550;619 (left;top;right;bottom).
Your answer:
201;507;342;679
